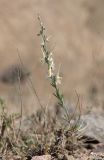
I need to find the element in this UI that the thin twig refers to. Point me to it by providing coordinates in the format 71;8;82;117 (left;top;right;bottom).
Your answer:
17;51;45;113
16;66;23;142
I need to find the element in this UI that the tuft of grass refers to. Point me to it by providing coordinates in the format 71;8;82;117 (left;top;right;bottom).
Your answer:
37;15;85;131
36;16;87;158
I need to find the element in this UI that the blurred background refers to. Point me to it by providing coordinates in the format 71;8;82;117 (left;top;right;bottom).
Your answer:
0;0;104;115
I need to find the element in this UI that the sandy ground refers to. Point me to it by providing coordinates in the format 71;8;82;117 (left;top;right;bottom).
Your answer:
0;0;104;115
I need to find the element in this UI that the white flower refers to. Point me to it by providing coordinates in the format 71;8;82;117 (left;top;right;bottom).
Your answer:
56;73;62;85
56;64;62;85
48;52;55;71
48;66;53;77
41;42;44;46
46;36;52;42
49;57;55;70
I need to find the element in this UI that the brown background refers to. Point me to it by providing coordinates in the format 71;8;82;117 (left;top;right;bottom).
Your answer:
0;0;104;115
